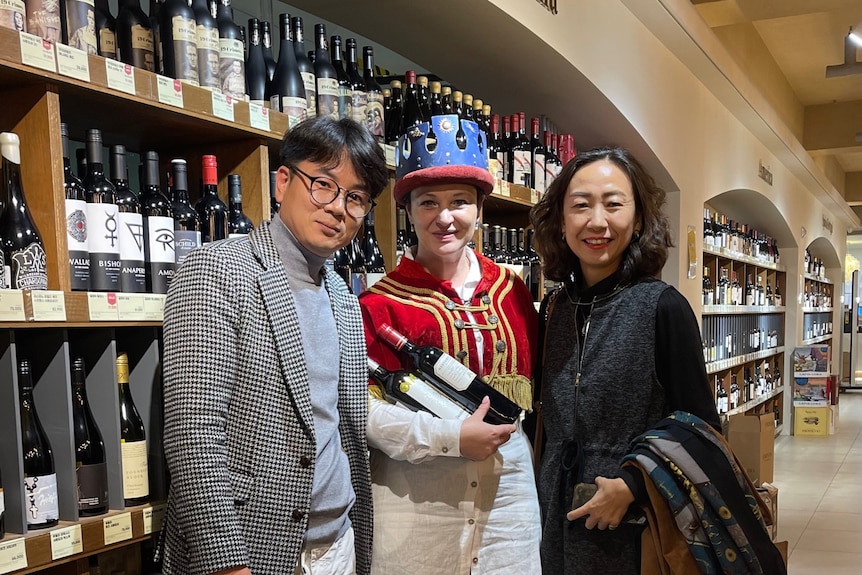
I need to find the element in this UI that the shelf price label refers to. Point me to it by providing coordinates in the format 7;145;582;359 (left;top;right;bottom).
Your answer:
143;503;167;534
249;102;270;132
212;92;235;122
0;538;28;575
106;59;136;95
56;44;90;82
0;290;26;321
117;293;147;321
157;75;184;108
28;290;67;321
103;512;133;545
380;143;396;168
50;524;83;560
88;292;120;321
143;294;166;321
19;33;56;73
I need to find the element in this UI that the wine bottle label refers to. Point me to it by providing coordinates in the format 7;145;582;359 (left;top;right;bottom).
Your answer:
87;202;122;291
99;28;116;59
366;91;384;139
366;272;384;289
495;152;506;181
351;90;367;125
398;372;468;421
121;440;149;499
316;77;339;120
337;85;351;120
76;462;108;511
272;95;307;129
131;24;155;72
24;473;59;525
544;161;560;190
10;242;48;290
65;0;97;54
23;0;60;41
196;25;220;90
301;71;317;118
513;150;531;187
431;353;473;392
532;153;546;193
66;199;90;290
172;15;199;85
218;38;246;100
118;211;146;293
174;229;200;266
145;215;175;294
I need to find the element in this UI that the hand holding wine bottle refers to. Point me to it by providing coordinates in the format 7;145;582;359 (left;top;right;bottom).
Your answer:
458;397;515;462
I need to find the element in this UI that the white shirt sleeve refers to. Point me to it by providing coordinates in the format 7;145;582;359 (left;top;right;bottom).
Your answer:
367;394;463;463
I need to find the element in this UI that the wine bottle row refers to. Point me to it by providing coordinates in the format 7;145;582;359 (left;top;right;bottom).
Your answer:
702;313;783;363
703;266;782;307
481;224;542;301
715;357;783;415
330;207;386;294
803;312;833;341
703;207;780;265
803;249;827;279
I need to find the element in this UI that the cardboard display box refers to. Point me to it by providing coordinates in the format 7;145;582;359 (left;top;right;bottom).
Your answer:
794;406;831;437
728;413;775;485
793;376;829;406
757;482;779;541
792;345;830;377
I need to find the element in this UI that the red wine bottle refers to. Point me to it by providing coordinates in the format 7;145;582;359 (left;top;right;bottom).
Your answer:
195;155;228;243
417;76;431;120
508;114;530;188
170;159;201;266
0;132;49;291
160;0;199;85
94;0;117;59
71;357;108;516
544;131;562;192
345;38;366;125
330;35;351;120
140;151;175;293
117;353;149;505
62;123;91;291
429;81;443;117
368;358;468;421
19;359;60;529
488;114;506;182
110;145;146;294
245;18;267;105
191;0;219;91
261;20;275;83
376;323;522;425
227;174;253;237
441;86;453;115
313;23;339;120
269;13;306;127
292;16;316;118
363;46;385;141
452;90;464;120
463;94;474;122
83;129;122;291
25;0;60;41
530;117;546;193
400;70;425;137
116;0;155;72
362;208;385;288
385;80;402;145
215;0;245;101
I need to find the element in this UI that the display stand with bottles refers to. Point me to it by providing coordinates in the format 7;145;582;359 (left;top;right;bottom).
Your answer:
801;249;834;346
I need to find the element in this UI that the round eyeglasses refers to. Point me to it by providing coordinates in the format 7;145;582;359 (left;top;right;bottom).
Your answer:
290;165;375;218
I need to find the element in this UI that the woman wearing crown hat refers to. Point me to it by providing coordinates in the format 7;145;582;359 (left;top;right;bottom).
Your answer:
358;115;542;574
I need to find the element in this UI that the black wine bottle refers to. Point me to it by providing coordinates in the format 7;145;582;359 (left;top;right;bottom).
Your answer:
333;244;350;287
400;70;425;137
544;131;562;190
261;20;275;83
140;151;175;294
313;23;339;120
227;174;253;237
0;132;49;291
24;0;60;41
269;13;306;127
330;35;351;120
376;324;522;425
111;145;146;293
94;0;117;59
417;75;430;120
362;208;386;288
385;80;402;145
452;90;464;120
215;0;245;101
62;123;91;291
190;0;218;91
362;46;384;141
530;117;546;193
116;0;155;72
76;147;88;181
195;155;228;243
508;114;530;187
345;38;366;125
395;207;409;265
82;131;121;291
62;0;97;54
441;86;453;115
71;357;108;516
160;0;199;84
269;170;279;219
368;358;468;421
463;94;474;121
117;353;149;505
170;159;201;266
19;359;60;529
245;18;267;105
429;81;443;116
292;16;316;118
348;236;366;295
488;114;506;182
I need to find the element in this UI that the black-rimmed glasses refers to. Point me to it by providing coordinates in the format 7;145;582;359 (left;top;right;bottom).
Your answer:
290;165;375;218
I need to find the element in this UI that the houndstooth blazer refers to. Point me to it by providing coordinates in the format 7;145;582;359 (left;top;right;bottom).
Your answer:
159;221;372;575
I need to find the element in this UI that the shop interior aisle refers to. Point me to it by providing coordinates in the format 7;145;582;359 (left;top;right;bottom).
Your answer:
775;391;862;574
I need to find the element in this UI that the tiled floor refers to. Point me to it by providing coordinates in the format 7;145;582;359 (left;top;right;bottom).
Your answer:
775;391;862;574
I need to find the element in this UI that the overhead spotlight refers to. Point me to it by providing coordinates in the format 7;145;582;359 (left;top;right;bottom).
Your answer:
826;26;862;77
851;24;862;47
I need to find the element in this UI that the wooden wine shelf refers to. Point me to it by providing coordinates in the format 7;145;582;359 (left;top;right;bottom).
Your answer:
706;346;785;375
703;245;786;272
801;307;833;313
803;273;832;285
0;291;163;327
720;385;785;420
801;333;833;346
703;305;785;315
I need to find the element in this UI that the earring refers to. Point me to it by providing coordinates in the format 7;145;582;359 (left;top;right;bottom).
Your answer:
475;220;481;230
631;231;641;243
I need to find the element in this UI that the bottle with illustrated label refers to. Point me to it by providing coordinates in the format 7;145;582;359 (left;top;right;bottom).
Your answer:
111;145;146;293
362;208;386;288
269;13;306;127
62;123;90;291
84;129;122;291
160;0;199;85
0;132;49;291
330;35;351;120
117;353;149;505
345;38;366;125
94;0;116;58
195;155;228;243
400;70;425;137
292;16;316;118
18;359;60;530
140;151;175;294
116;0;155;72
245;18;267;106
313;23;339;120
22;0;57;40
215;0;245;101
363;46;385;141
62;0;98;54
227;174;253;237
170;159;201;267
71;357;108;516
190;0;219;92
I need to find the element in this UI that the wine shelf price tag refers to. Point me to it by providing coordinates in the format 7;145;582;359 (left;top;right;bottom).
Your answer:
103;512;133;545
28;290;67;321
530;188;539;204
105;59;136;95
143;503;166;535
117;294;147;321
55;44;90;82
143;294;166;321
50;524;83;560
0;290;26;321
157;75;184;108
212;92;235;122
87;292;120;321
381;143;396;168
19;33;56;73
249;102;270;132
0;538;28;575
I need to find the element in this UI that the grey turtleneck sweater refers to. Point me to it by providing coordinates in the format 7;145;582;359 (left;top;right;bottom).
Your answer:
269;216;355;546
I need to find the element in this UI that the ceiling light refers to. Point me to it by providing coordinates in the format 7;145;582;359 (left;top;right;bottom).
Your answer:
826;29;862;78
851;24;862;47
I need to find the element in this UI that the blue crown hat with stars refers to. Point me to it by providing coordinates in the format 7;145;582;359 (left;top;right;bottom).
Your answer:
393;114;495;205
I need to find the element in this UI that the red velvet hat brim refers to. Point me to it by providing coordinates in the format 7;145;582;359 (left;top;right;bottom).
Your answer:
393;165;495;206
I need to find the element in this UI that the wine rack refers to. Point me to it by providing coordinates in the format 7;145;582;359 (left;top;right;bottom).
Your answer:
801;273;834;346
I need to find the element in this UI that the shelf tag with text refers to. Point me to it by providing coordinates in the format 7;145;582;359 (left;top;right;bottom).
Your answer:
117;293;147;321
19;33;57;73
103;512;134;545
157;75;184;108
143;294;166;321
55;44;90;82
0;538;28;575
143;503;167;534
212;92;235;122
28;290;67;321
88;292;120;321
105;59;136;95
50;524;83;560
0;289;26;321
249;102;270;132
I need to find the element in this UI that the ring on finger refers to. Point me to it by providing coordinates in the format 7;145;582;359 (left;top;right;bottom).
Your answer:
608;524;618;530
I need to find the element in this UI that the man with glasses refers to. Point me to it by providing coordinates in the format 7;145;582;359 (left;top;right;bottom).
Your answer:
160;116;389;575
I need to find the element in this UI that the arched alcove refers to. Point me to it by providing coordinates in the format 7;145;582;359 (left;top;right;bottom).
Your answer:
706;188;796;250
805;236;841;270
